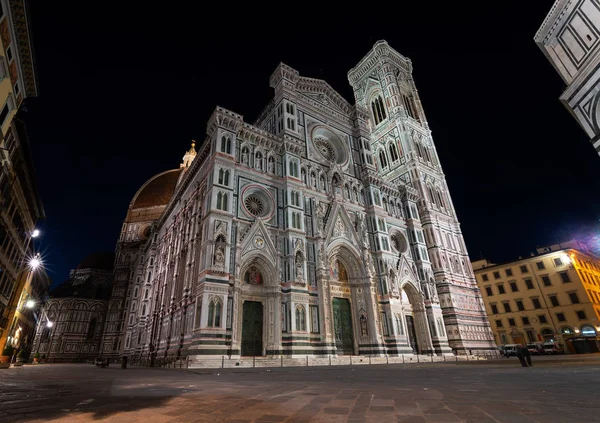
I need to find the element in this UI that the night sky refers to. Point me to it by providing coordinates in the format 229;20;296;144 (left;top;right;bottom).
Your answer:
21;2;600;287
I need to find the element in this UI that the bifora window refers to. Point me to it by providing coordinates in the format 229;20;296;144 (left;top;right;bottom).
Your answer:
207;297;222;327
371;95;387;125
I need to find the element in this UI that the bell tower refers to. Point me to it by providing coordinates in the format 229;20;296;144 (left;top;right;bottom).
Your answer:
348;41;496;354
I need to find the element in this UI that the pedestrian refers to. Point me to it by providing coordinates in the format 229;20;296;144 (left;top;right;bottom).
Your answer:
523;346;532;367
516;344;528;367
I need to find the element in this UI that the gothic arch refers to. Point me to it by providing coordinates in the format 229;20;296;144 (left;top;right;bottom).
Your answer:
327;242;364;281
239;253;278;287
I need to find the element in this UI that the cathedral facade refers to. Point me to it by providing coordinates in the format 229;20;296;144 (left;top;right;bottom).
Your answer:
111;41;495;362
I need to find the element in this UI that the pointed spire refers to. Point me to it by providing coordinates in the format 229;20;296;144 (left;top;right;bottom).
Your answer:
181;140;197;168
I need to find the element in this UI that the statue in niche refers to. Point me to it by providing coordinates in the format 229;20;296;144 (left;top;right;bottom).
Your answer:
214;246;225;266
268;157;275;174
296;255;304;281
358;214;368;247
241;148;249;165
360;314;368;337
310;172;316;188
315;203;325;237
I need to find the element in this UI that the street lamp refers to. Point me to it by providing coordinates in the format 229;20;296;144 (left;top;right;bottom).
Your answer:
29;254;41;271
25;299;35;309
31;229;40;238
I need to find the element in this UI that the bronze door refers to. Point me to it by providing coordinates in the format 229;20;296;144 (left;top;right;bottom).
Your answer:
241;301;263;356
332;298;354;354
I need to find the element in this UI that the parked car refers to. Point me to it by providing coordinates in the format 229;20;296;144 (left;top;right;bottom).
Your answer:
527;342;544;355
543;342;565;354
502;344;519;357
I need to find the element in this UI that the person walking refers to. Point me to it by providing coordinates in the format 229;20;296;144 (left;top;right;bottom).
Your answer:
516;344;529;367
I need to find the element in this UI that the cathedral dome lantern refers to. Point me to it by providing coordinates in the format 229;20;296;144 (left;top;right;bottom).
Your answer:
181;140;197;168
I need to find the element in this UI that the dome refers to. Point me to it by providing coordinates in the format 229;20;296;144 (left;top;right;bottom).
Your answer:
76;252;115;270
131;169;181;209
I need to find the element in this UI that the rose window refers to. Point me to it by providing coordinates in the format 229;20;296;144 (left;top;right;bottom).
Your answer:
244;195;265;216
314;137;336;162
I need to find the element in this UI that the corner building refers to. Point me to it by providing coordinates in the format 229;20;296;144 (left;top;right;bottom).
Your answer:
117;41;494;363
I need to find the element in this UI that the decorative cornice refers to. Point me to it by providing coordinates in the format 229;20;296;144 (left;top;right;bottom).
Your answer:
238;123;283;153
534;0;571;43
8;0;37;97
399;185;420;202
206;106;244;136
347;40;412;86
269;62;300;88
295;76;353;115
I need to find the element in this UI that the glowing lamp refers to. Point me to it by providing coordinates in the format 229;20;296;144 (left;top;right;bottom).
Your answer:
46;321;53;328
31;229;40;238
25;299;35;309
29;256;41;270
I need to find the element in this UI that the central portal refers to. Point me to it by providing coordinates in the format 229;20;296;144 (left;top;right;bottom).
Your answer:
241;301;263;356
332;297;354;354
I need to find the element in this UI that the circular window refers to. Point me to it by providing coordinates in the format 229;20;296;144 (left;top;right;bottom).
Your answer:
391;231;408;254
314;137;336;162
310;126;349;166
244;195;265;217
241;185;275;220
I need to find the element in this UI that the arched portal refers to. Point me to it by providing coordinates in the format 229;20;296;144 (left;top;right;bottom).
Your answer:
400;281;432;354
327;243;365;355
236;254;278;357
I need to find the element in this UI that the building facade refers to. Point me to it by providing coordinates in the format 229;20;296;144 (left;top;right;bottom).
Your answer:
473;240;600;353
0;0;43;353
31;253;114;362
114;41;494;364
535;0;600;155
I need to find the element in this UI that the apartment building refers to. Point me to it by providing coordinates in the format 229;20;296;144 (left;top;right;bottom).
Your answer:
473;240;600;354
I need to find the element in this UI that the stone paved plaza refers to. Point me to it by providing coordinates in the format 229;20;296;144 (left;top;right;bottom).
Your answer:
1;355;600;423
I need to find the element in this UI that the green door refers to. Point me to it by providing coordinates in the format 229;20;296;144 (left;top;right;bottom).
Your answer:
332;298;354;354
241;301;263;356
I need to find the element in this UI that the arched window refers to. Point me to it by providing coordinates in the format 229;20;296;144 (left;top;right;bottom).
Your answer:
296;305;306;331
220;135;227;153
226;138;231;154
207;298;222;327
427;187;436;205
395;314;404;335
435;190;445;208
222;193;228;211
216;192;223;210
86;318;97;340
218;168;225;185
224;170;230;186
379;150;388;169
141;304;146;316
371;95;387;125
389;143;399;162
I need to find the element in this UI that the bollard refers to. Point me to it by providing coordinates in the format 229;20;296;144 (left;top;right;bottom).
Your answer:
281;356;283;367
253;356;256;368
386;355;389;364
222;356;224;368
306;355;308;366
402;354;405;364
444;354;446;362
417;354;419;363
369;356;371;365
431;354;433;363
329;355;332;366
350;355;352;366
456;354;458;362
